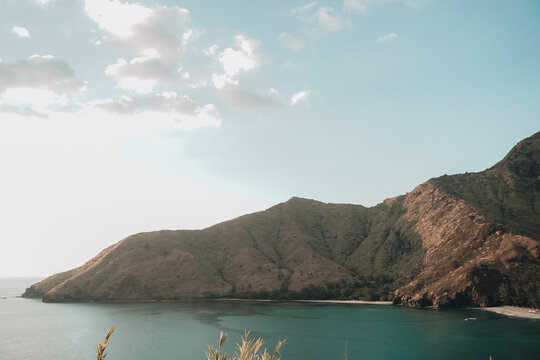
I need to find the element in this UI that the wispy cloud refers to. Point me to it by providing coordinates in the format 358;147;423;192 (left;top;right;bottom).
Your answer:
292;1;413;35
315;6;343;32
84;0;191;60
0;55;85;117
11;26;30;38
89;92;197;115
376;32;397;43
34;0;56;4
88;92;222;130
290;90;315;105
216;83;281;109
105;56;180;94
291;3;345;34
211;35;281;109
343;0;368;13
85;0;153;38
0;55;85;94
291;2;318;15
0;103;49;118
404;0;420;9
203;44;218;56
277;33;305;52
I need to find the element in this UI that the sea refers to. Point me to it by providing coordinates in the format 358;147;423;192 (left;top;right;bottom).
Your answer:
1;278;539;360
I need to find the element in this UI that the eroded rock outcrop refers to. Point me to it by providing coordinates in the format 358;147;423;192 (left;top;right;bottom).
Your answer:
24;132;540;307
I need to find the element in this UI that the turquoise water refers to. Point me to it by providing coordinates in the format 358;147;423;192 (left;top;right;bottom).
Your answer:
1;278;539;360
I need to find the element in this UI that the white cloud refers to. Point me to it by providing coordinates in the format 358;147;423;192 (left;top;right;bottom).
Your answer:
343;0;368;13
1;87;60;115
105;57;178;94
84;0;152;38
0;55;86;93
141;48;160;59
34;0;56;4
214;79;313;109
212;35;282;109
0;103;48;118
376;32;397;43
290;90;315;105
188;81;208;89
216;83;281;109
88;92;221;130
211;33;297;109
291;3;344;34
11;26;30;38
0;55;85;117
2;87;58;106
89;92;196;115
315;6;343;32
291;2;318;15
218;35;258;76
0;86;79;118
203;44;218;56
219;48;254;76
292;1;408;34
84;0;190;60
212;73;237;89
277;33;304;52
174;104;222;131
11;26;30;37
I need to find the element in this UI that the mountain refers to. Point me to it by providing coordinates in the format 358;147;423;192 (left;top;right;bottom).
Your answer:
23;132;540;308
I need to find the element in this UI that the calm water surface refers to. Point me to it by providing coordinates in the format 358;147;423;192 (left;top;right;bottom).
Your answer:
1;278;539;360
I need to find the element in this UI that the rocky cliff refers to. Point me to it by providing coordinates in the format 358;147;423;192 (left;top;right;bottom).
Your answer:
23;132;540;308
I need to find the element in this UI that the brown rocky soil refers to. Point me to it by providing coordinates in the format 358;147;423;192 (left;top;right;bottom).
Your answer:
23;132;540;308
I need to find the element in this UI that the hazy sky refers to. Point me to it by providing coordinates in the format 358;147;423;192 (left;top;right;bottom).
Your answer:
1;0;539;277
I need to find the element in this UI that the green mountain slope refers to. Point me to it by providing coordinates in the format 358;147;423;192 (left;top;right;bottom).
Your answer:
23;132;540;308
433;133;540;237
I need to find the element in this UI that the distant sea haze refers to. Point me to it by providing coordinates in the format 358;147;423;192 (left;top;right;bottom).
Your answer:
1;278;540;360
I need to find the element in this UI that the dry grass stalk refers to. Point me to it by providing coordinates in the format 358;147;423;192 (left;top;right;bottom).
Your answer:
91;328;500;360
96;326;116;360
342;341;351;360
206;331;287;360
206;331;230;360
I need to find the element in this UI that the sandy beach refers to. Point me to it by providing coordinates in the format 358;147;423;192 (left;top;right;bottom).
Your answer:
214;298;393;305
294;299;393;305
475;306;540;319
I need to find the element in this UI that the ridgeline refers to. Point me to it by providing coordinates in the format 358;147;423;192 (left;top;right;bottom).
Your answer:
24;132;540;308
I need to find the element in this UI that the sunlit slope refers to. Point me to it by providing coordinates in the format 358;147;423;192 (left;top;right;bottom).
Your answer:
24;132;540;308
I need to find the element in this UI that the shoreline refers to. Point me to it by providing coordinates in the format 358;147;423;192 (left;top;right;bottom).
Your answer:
292;299;393;305
33;297;395;305
474;306;540;320
213;298;392;305
19;296;540;318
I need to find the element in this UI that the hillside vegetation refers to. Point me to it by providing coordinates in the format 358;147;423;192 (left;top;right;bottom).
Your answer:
24;132;540;308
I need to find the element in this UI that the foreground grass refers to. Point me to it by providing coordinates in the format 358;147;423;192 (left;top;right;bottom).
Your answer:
97;327;115;360
206;331;286;360
96;326;496;360
96;327;286;360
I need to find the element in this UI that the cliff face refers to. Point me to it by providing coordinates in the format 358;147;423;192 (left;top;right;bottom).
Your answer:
394;181;539;308
23;132;540;308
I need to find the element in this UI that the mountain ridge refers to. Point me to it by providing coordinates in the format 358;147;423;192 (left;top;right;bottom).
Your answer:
23;132;540;308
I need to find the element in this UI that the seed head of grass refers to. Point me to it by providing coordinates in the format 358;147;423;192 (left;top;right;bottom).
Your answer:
96;326;115;360
206;331;286;360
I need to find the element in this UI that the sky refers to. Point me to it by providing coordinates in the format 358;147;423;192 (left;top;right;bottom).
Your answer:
0;0;539;277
